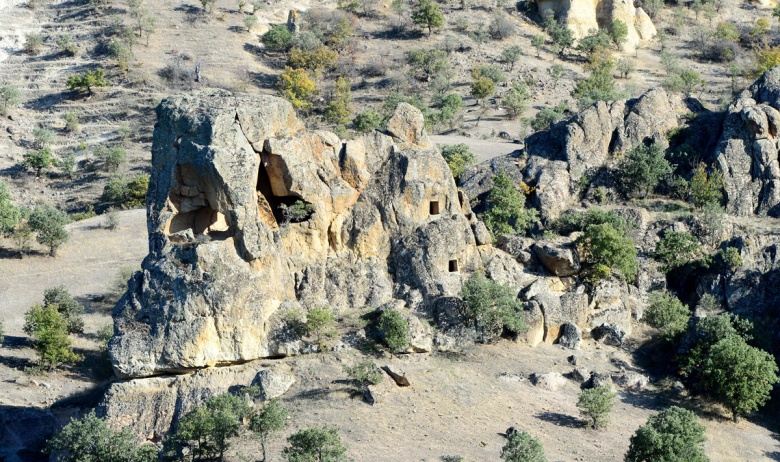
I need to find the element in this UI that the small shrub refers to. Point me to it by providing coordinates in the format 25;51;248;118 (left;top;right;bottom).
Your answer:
23;148;54;177
278;67;317;110
250;398;288;462
577;386;615;429
63;112;80;133
645;290;690;341
101;175;148;208
306;306;336;348
619;143;673;198
480;171;538;236
576;222;638;283
344;359;384;397
489;13;515;40
411;0;444;35
66;69;109;96
28;204;70;256
0;85;21;115
56;35;78;57
378;310;409;353
655;231;700;272
104;209;120;230
23;33;43;55
688;163;724;208
406;48;450;82
94;145;127;172
279;199;314;224
43;286;84;334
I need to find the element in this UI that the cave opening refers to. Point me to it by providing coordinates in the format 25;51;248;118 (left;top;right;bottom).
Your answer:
449;259;459;273
256;161;314;226
429;200;440;216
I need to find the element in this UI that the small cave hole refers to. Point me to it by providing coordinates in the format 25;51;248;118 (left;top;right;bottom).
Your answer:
256;161;314;226
429;200;440;216
448;259;459;273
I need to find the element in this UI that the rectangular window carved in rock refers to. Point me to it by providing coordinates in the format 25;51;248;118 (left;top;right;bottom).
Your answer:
430;200;440;215
449;259;459;273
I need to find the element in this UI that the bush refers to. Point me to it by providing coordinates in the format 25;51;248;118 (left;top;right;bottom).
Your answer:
63;112;80;133
323;77;351;125
43;286;84;334
688;163;724;208
701;335;778;422
278;67;317;110
480;171;538;236
645;290;690;341
663;68;705;97
553;209;627;236
439;143;476;180
529;106;567;132
250;398;288;462
489;13;515;40
284;426;348;462
501;431;546;462
23;33;43;55
619;143;673;198
279;199;314;224
46;411;158;462
573;56;625;108
471;69;496;105
377;310;409;353
352;110;384;133
655;231;700;272
302;8;355;50
101;175;149;208
56;35;78;57
501;45;522;70
609;20;629;49
167;392;253;461
625;406;708;462
576;222;638;283
94;145;127;172
28;204;70;256
406;48;449;82
0;85;21;115
23;303;80;369
287;45;338;72
502;81;530;119
577;386;615;429
461;273;526;343
306;306;336;348
344;359;384;396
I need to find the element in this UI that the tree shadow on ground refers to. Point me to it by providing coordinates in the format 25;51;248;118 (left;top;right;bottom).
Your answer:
535;411;582;428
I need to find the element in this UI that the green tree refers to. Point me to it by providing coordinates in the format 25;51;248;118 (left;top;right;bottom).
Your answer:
619;143;673;198
250;398;288;462
531;35;545;57
324;77;352;125
283;426;348;462
0;85;21;115
170;392;253;461
352;110;384;132
405;48;449;82
278;67;317;111
688;163;724;208
700;336;778;422
43;286;84;334
576;222;638;283
645;290;690;341
23;303;80;369
0;180;22;236
480;171;538;236
440;143;476;180
45;411;158;462
501;45;522;71
67;69;109;96
471;75;496;105
577;386;615;429
306;307;336;348
501;431;547;462
609;20;629;49
28;204;70;256
95;145;127;172
261;24;294;51
23;148;54;177
411;0;444;35
378;310;409;353
461;273;526;343
655;231;700;272
625;406;708;462
546;19;574;56
573;57;624;107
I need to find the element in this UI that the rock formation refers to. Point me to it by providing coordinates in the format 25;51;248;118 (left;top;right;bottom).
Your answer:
537;0;657;51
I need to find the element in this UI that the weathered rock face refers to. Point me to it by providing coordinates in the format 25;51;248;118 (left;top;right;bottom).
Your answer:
537;0;656;52
461;89;683;222
110;91;488;378
714;69;780;216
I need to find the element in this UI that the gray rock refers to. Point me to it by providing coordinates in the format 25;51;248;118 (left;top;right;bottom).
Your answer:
471;221;492;246
253;368;296;401
613;372;649;391
558;322;582;349
571;367;590;383
589;372;615;390
530;372;566;391
592;324;627;346
532;238;581;276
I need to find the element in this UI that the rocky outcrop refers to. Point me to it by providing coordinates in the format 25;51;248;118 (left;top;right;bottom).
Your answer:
109;91;491;378
98;361;295;443
461;89;684;222
537;0;656;52
714;69;780;216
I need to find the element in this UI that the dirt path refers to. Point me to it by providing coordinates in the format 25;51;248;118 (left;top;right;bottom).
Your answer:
430;135;520;163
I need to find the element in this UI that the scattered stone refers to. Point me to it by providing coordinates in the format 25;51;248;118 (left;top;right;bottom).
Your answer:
588;372;615;391
567;355;577;365
558;322;582;350
613;372;649;391
571;367;590;383
530;372;566;392
253;367;296;401
592;324;627;347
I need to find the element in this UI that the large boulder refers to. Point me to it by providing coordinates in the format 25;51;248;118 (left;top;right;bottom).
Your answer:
109;91;489;378
532;237;581;276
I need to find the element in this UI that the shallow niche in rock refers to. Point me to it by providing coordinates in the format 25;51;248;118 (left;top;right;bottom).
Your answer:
165;163;233;242
255;159;314;228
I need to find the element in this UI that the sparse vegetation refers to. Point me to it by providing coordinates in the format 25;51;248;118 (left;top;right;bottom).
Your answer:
250;398;288;462
578;386;615;430
23;303;80;370
645;290;690;341
284;426;348;462
625;406;708;462
439;143;476;180
480;171;538;236
377;310;409;353
461;273;526;343
501;431;547;462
